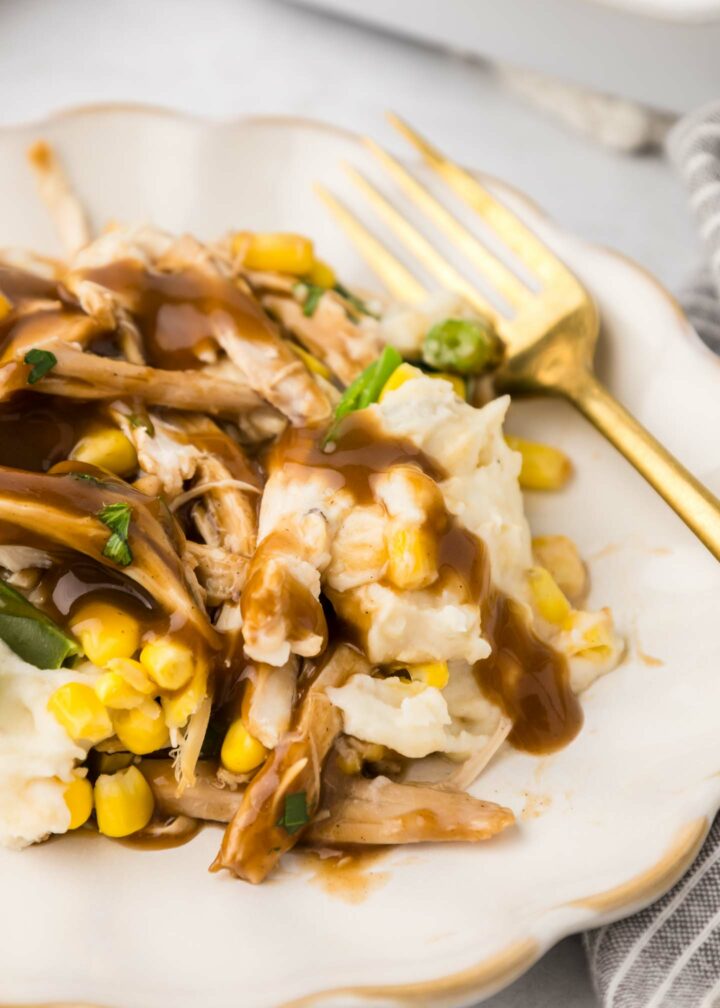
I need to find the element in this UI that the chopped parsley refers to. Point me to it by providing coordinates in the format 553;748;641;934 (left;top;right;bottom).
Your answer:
97;502;133;567
293;281;325;318
23;348;57;384
70;472;107;487
276;791;309;835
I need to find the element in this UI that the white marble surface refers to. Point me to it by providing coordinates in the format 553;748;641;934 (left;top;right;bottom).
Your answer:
0;0;701;1004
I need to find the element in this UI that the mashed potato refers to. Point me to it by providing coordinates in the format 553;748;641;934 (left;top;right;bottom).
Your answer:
327;674;488;759
0;640;94;848
247;373;622;759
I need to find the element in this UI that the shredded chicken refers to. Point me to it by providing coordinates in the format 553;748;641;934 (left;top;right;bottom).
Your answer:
65;226;332;427
309;771;514;845
253;275;382;385
142;755;515;846
443;717;513;792
242;658;298;750
241;520;330;666
27;141;90;255
0;465;218;649
211;645;365;883
8;341;279;428
140;759;243;822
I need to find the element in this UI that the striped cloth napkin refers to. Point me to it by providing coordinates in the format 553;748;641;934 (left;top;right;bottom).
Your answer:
583;98;720;1008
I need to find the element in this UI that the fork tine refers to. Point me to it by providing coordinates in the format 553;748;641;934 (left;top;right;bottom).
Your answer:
363;136;532;310
343;164;501;322
314;183;427;302
387;113;574;288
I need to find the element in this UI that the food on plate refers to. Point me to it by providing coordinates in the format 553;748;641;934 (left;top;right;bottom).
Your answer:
0;143;623;879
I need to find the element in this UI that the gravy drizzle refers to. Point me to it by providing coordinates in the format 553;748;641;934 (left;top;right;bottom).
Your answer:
272;410;582;755
83;260;279;371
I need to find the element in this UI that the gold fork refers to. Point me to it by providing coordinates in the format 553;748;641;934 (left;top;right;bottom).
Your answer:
317;114;720;562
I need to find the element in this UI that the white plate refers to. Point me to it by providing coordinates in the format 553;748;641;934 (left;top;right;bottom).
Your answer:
0;106;719;1008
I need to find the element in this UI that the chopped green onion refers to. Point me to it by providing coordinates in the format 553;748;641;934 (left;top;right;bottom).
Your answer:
333;282;379;319
323;345;402;446
276;791;309;835
97;502;133;567
422;318;503;375
301;283;325;318
293;281;325;318
357;345;403;409
0;580;80;669
23;348;57;385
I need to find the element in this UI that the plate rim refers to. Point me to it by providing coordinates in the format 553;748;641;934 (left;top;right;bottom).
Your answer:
1;101;717;1008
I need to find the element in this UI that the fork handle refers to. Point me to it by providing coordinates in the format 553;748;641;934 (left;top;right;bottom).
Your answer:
566;371;720;562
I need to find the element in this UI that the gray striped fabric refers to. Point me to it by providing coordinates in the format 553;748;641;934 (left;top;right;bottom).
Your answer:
668;100;720;353
584;99;720;1007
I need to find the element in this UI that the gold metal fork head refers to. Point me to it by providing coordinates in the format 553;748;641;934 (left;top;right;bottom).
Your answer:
317;113;598;398
317;115;720;564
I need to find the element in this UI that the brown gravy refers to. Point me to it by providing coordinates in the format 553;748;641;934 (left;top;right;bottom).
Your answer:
83;260;279;371
0;264;60;303
0;395;99;472
476;592;582;754
46;557;158;621
0;465;185;641
270;411;581;756
299;847;389;903
116;816;204;851
271;410;445;506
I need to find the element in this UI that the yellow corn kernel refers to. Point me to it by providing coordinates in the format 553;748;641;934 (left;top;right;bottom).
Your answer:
579;615;615;660
94;671;145;710
70;428;138;477
505;436;572;491
307;257;336;288
527;566;572;626
337;740;387;775
105;657;155;696
220;719;268;774
63;775;93;829
0;293;11;320
235;232;314;275
408;661;450;689
386;524;437;591
161;659;208;730
94;765;154;838
337;749;363;775
70;602;141;667
289;342;332;380
379;362;423;401
532;535;587;603
139;638;195;691
47;682;113;745
111;700;169;755
428;371;466;399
